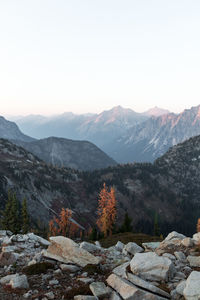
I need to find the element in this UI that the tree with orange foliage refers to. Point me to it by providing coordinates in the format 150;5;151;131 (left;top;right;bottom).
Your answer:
96;183;117;237
49;208;79;238
197;218;200;233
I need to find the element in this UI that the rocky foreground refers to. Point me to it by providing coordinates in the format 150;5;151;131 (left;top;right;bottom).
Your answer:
0;231;200;299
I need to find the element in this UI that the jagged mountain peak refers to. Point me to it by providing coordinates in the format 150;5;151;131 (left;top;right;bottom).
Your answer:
143;106;171;117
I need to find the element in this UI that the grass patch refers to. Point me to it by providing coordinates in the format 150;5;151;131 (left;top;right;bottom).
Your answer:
23;262;54;275
99;232;162;248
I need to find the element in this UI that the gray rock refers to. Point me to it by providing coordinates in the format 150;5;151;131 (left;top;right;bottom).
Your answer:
43;236;101;267
60;264;80;272
174;251;186;262
107;273;167;299
95;241;101;248
193;232;200;243
0;230;13;237
187;255;200;267
89;281;111;298
181;238;194;248
27;233;50;246
115;241;124;251
9;274;29;289
112;262;130;277
49;279;59;285
126;272;170;298
165;231;186;241
142;242;160;251
110;291;122;300
176;280;186;296
80;241;100;253
78;278;94;284
44;292;55;299
130;252;175;282
183;271;200;300
162;253;176;261
74;296;97;300
0;251;17;266
124;242;143;256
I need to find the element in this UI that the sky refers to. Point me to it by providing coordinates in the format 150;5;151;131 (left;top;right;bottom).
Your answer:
0;0;200;116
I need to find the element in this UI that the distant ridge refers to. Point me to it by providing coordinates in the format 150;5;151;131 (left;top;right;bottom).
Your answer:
13;137;117;171
143;106;170;117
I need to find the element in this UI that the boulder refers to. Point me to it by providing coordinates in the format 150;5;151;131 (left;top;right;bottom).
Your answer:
43;236;101;267
60;264;80;272
123;242;143;256
107;273;167;299
0;230;13;237
89;282;111;299
126;272;170;298
183;271;200;300
193;232;200;243
174;251;186;262
156;239;182;256
95;241;101;248
181;238;194;248
142;242;160;251
165;231;186;241
162;253;176;261
10;274;29;289
0;251;17;266
0;274;29;289
110;291;122;299
113;262;130;277
80;241;100;253
176;280;186;296
187;255;200;267
27;233;50;246
130;252;175;282
115;241;124;251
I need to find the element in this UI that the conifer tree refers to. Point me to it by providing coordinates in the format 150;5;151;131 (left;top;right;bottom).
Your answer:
9;192;21;234
153;212;160;236
120;212;132;232
21;198;30;234
96;183;117;237
1;191;21;234
1;191;13;230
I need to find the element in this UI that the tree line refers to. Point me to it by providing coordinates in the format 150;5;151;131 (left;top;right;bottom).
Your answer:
0;191;30;234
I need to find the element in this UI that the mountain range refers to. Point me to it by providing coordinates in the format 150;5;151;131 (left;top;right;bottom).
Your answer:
14;137;116;171
0;134;200;236
9;104;200;163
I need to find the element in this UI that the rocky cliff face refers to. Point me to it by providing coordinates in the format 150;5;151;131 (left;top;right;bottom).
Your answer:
13;137;117;171
116;105;200;162
0;116;34;142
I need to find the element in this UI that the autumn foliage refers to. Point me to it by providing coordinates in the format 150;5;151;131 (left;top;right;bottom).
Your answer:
96;183;117;237
49;208;79;238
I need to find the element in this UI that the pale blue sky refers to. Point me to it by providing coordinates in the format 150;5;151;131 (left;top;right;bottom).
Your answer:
0;0;200;115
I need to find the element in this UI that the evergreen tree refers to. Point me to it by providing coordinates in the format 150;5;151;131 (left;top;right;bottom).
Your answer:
1;191;13;230
153;212;160;236
120;212;133;232
9;192;21;234
1;191;20;234
21;198;30;234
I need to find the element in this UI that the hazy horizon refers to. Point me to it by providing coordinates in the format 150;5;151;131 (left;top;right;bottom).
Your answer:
4;103;200;119
1;1;200;115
